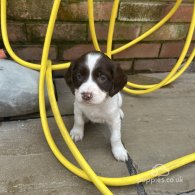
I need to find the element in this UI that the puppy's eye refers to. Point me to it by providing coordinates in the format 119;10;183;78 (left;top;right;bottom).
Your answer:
76;72;82;80
98;74;107;82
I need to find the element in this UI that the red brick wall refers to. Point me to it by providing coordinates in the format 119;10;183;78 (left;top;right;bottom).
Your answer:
0;0;194;74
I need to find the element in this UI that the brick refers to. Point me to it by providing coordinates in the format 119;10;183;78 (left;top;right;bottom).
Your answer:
0;23;27;42
26;23;86;42
141;24;189;41
88;22;141;41
113;43;161;59
160;42;195;58
13;45;57;61
118;61;133;71
118;2;166;22
134;59;177;73
163;4;193;22
7;0;53;20
59;44;107;61
119;2;194;22
58;2;112;21
151;0;193;2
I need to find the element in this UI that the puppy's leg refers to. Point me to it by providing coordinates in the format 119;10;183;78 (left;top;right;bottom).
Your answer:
118;94;124;119
70;105;84;142
108;116;128;161
119;109;124;119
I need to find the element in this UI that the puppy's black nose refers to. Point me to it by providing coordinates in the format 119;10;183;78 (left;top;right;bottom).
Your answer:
81;92;93;101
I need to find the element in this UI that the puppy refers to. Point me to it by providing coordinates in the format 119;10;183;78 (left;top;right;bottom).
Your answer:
65;51;128;161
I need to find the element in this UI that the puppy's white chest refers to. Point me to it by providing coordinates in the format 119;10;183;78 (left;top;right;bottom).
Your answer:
83;107;106;123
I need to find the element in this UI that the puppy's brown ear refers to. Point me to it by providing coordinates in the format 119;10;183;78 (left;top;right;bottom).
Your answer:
109;63;127;97
64;62;75;94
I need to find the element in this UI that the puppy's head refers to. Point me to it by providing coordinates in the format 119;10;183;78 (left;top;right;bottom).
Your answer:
65;51;127;105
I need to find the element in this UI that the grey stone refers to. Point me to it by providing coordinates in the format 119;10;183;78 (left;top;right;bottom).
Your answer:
9;78;74;120
0;59;48;117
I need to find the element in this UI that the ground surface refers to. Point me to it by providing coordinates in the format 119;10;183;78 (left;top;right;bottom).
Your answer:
0;73;195;195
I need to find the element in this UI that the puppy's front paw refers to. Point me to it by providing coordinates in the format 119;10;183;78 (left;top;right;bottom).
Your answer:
70;128;84;142
112;145;128;162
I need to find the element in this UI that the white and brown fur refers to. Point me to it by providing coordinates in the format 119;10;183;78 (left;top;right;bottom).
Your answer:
65;51;128;161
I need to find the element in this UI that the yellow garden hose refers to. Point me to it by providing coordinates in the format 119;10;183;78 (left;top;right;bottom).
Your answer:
108;0;184;56
89;0;195;94
1;0;195;194
88;0;101;52
45;62;195;187
89;0;183;55
106;0;195;94
0;0;70;71
37;1;112;194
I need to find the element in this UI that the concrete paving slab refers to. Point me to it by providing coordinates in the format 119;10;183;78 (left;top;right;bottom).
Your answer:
121;73;195;194
1;73;195;194
0;117;136;194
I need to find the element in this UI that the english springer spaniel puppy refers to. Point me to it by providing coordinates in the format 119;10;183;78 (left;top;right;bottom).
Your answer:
65;51;128;161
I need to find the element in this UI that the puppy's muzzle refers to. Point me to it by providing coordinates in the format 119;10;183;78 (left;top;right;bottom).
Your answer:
81;92;93;101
